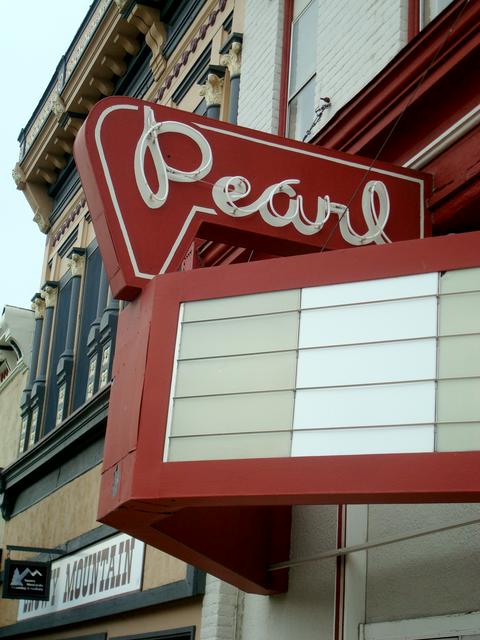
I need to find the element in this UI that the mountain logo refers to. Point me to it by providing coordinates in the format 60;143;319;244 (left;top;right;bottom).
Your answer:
10;568;43;587
2;559;51;601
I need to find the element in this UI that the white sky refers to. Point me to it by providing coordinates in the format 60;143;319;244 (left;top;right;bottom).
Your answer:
0;1;94;313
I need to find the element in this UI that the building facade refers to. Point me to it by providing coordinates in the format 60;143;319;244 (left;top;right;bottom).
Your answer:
1;1;479;639
1;1;244;637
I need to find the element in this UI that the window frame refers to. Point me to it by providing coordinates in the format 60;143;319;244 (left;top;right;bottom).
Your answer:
279;0;318;141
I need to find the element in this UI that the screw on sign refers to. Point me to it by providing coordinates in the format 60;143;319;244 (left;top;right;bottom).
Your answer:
74;97;431;300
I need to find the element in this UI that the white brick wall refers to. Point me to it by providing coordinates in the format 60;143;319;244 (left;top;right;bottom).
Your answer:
237;0;285;134
316;0;408;133
237;0;409;138
200;575;241;640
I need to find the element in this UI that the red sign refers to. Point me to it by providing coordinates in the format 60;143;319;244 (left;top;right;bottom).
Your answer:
97;232;480;595
74;97;431;300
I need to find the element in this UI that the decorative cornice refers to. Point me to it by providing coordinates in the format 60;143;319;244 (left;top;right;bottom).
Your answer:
19;0;110;160
41;282;59;308
65;0;111;78
12;163;26;190
220;40;242;77
33;211;50;234
31;296;46;320
51;198;86;247
51;93;66;120
155;0;228;102
68;249;86;277
199;72;225;107
220;35;243;77
126;4;167;82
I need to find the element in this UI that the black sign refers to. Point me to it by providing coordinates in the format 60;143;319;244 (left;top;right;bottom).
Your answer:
2;559;51;600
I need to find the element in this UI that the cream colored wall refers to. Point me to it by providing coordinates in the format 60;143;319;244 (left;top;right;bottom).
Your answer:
43;196;89;284
0;466;103;623
366;504;480;621
31;600;202;639
0;364;28;467
4;464;102;551
142;546;187;590
1;462;193;627
0;366;28;468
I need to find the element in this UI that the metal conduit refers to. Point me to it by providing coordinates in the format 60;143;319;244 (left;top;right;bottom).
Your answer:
269;516;480;571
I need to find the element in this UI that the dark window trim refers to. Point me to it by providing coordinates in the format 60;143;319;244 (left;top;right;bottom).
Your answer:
0;386;110;519
49;160;81;225
18;0;107;163
112;626;196;640
114;41;153;98
9;437;104;518
56;635;106;640
57;227;79;258
172;44;212;104
162;0;207;60
222;11;233;34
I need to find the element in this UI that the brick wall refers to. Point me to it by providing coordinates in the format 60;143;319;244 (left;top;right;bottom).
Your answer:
200;575;240;640
237;0;285;134
238;0;409;138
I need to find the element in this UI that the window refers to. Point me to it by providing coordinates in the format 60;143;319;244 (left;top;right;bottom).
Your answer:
421;0;455;27
409;0;456;38
287;0;318;140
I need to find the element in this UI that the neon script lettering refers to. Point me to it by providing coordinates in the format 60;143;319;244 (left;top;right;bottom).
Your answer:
134;106;391;246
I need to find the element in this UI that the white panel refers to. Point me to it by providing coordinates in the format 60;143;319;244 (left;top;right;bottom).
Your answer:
170;390;295;436
183;289;300;321
291;425;434;456
296;339;437;387
293;382;436;429
439;267;480;294
299;297;437;348
437;379;480;423
175;351;297;397
179;311;299;358
168;430;292;461
438;292;480;336
301;272;438;309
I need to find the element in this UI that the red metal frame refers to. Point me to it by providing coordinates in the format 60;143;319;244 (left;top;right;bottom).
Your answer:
278;0;294;136
74;98;430;301
98;231;480;594
408;0;421;40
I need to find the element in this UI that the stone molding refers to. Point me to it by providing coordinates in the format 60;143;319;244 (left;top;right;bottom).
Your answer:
155;0;228;102
200;73;225;107
31;297;46;320
33;211;50;234
51;198;86;247
12;163;26;190
52;93;66;120
41;283;58;308
68;251;86;277
220;41;242;78
126;4;167;82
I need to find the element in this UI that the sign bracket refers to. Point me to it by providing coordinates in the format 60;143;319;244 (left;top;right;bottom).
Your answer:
6;545;64;556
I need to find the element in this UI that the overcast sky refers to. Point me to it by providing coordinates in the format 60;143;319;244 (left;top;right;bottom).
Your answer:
0;1;94;313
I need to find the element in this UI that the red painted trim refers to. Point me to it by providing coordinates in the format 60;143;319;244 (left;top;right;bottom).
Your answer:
99;231;480;594
408;0;421;40
312;0;479;236
278;0;293;136
75;97;430;300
